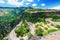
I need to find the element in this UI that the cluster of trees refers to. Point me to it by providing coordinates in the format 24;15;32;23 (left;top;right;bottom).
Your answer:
35;28;43;36
25;8;45;12
0;7;27;40
44;29;57;35
52;19;60;22
23;12;46;23
15;21;30;37
30;8;44;11
0;14;20;40
0;10;20;40
55;25;60;30
48;15;60;22
49;15;60;19
35;23;57;36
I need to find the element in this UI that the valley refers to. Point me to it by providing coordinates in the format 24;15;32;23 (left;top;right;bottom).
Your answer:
0;7;60;40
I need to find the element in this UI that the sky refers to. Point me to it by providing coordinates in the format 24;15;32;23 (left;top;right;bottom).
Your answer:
0;0;60;9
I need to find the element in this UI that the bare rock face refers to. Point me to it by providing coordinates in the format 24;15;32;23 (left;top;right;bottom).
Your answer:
41;31;60;40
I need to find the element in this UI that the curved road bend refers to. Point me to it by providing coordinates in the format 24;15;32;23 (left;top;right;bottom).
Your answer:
7;21;22;40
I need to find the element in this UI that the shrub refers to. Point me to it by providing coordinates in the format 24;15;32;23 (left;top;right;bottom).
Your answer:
43;29;57;35
55;25;60;30
47;29;57;34
35;28;43;36
20;38;24;40
28;33;33;39
52;19;60;22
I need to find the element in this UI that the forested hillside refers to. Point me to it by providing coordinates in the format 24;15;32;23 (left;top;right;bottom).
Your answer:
0;7;24;40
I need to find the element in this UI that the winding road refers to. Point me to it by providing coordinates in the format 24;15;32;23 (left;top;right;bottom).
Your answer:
25;20;35;36
6;20;35;40
7;21;22;40
45;18;60;25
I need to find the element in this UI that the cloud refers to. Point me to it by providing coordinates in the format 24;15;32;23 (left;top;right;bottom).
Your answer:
51;6;60;9
26;3;30;5
0;0;5;3
7;0;34;7
41;3;45;6
32;3;37;7
26;0;33;2
7;0;25;7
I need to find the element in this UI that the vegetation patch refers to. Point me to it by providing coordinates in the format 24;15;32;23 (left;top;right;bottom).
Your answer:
55;25;60;30
34;22;58;36
15;21;30;37
20;38;24;40
48;15;60;22
35;28;43;36
23;12;46;23
0;13;20;40
27;32;33;39
43;29;57;35
52;19;60;22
